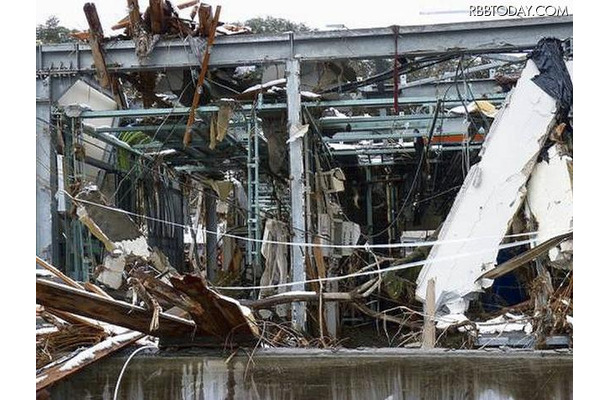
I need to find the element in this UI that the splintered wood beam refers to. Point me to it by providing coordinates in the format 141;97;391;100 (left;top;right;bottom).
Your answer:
83;282;114;300
183;5;221;147
177;0;199;9
84;2;127;108
43;307;107;331
36;279;197;338
36;256;85;291
149;0;164;34
36;331;145;392
112;16;131;30
129;269;213;335
127;0;143;33
198;4;212;36
170;273;258;337
478;232;573;281
83;3;110;88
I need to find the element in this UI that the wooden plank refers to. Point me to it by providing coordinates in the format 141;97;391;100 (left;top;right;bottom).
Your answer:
83;282;114;300
183;5;221;147
177;0;199;9
111;15;130;30
127;0;143;33
36;279;197;338
149;0;164;34
36;331;145;392
478;232;572;281
83;3;110;88
198;4;212;37
36;256;84;291
44;307;107;331
422;278;436;349
83;2;127;108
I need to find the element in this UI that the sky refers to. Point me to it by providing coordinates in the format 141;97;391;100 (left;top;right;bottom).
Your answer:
36;0;573;33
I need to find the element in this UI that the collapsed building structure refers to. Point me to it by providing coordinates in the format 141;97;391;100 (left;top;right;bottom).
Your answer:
35;1;573;392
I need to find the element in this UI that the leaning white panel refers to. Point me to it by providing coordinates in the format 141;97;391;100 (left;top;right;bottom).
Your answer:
414;60;570;315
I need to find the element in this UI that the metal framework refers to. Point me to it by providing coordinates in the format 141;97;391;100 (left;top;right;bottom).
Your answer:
36;16;572;74
35;16;573;332
246;95;263;281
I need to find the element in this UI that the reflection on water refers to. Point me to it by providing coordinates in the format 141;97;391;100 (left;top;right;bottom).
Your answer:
49;349;572;399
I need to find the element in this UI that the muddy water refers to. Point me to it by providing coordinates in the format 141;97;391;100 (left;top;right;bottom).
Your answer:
48;349;572;399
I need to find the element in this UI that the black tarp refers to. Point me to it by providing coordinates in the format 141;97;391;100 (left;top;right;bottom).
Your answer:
529;38;573;119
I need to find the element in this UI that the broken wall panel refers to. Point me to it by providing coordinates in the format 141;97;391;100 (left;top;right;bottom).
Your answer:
526;145;573;269
414;60;573;316
75;186;150;289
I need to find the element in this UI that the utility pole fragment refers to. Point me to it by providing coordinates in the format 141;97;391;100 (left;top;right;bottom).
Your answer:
422;278;436;349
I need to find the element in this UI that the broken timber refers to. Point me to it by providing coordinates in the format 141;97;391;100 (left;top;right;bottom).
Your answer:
478;232;573;281
36;331;144;392
183;5;222;147
170;274;259;338
83;3;126;108
36;279;197;338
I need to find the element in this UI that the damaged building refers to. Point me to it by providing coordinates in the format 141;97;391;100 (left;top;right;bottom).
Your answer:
35;2;573;398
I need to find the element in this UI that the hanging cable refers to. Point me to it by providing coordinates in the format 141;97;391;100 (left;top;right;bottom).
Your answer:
62;188;570;250
112;345;157;400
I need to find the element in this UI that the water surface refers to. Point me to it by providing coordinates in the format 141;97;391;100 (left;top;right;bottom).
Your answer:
49;348;572;399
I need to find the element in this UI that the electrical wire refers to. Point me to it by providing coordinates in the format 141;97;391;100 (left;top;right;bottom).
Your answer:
217;236;541;291
112;345;157;400
63;188;570;250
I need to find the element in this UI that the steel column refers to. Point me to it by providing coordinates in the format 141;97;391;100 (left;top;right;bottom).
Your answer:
287;56;307;331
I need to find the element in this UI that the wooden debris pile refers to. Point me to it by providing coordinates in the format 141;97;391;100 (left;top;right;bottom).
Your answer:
36;307;108;370
36;261;259;343
36;253;260;394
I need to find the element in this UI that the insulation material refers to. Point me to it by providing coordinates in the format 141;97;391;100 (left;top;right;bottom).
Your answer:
209;100;235;150
260;219;290;317
526;145;573;269
415;60;572;316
